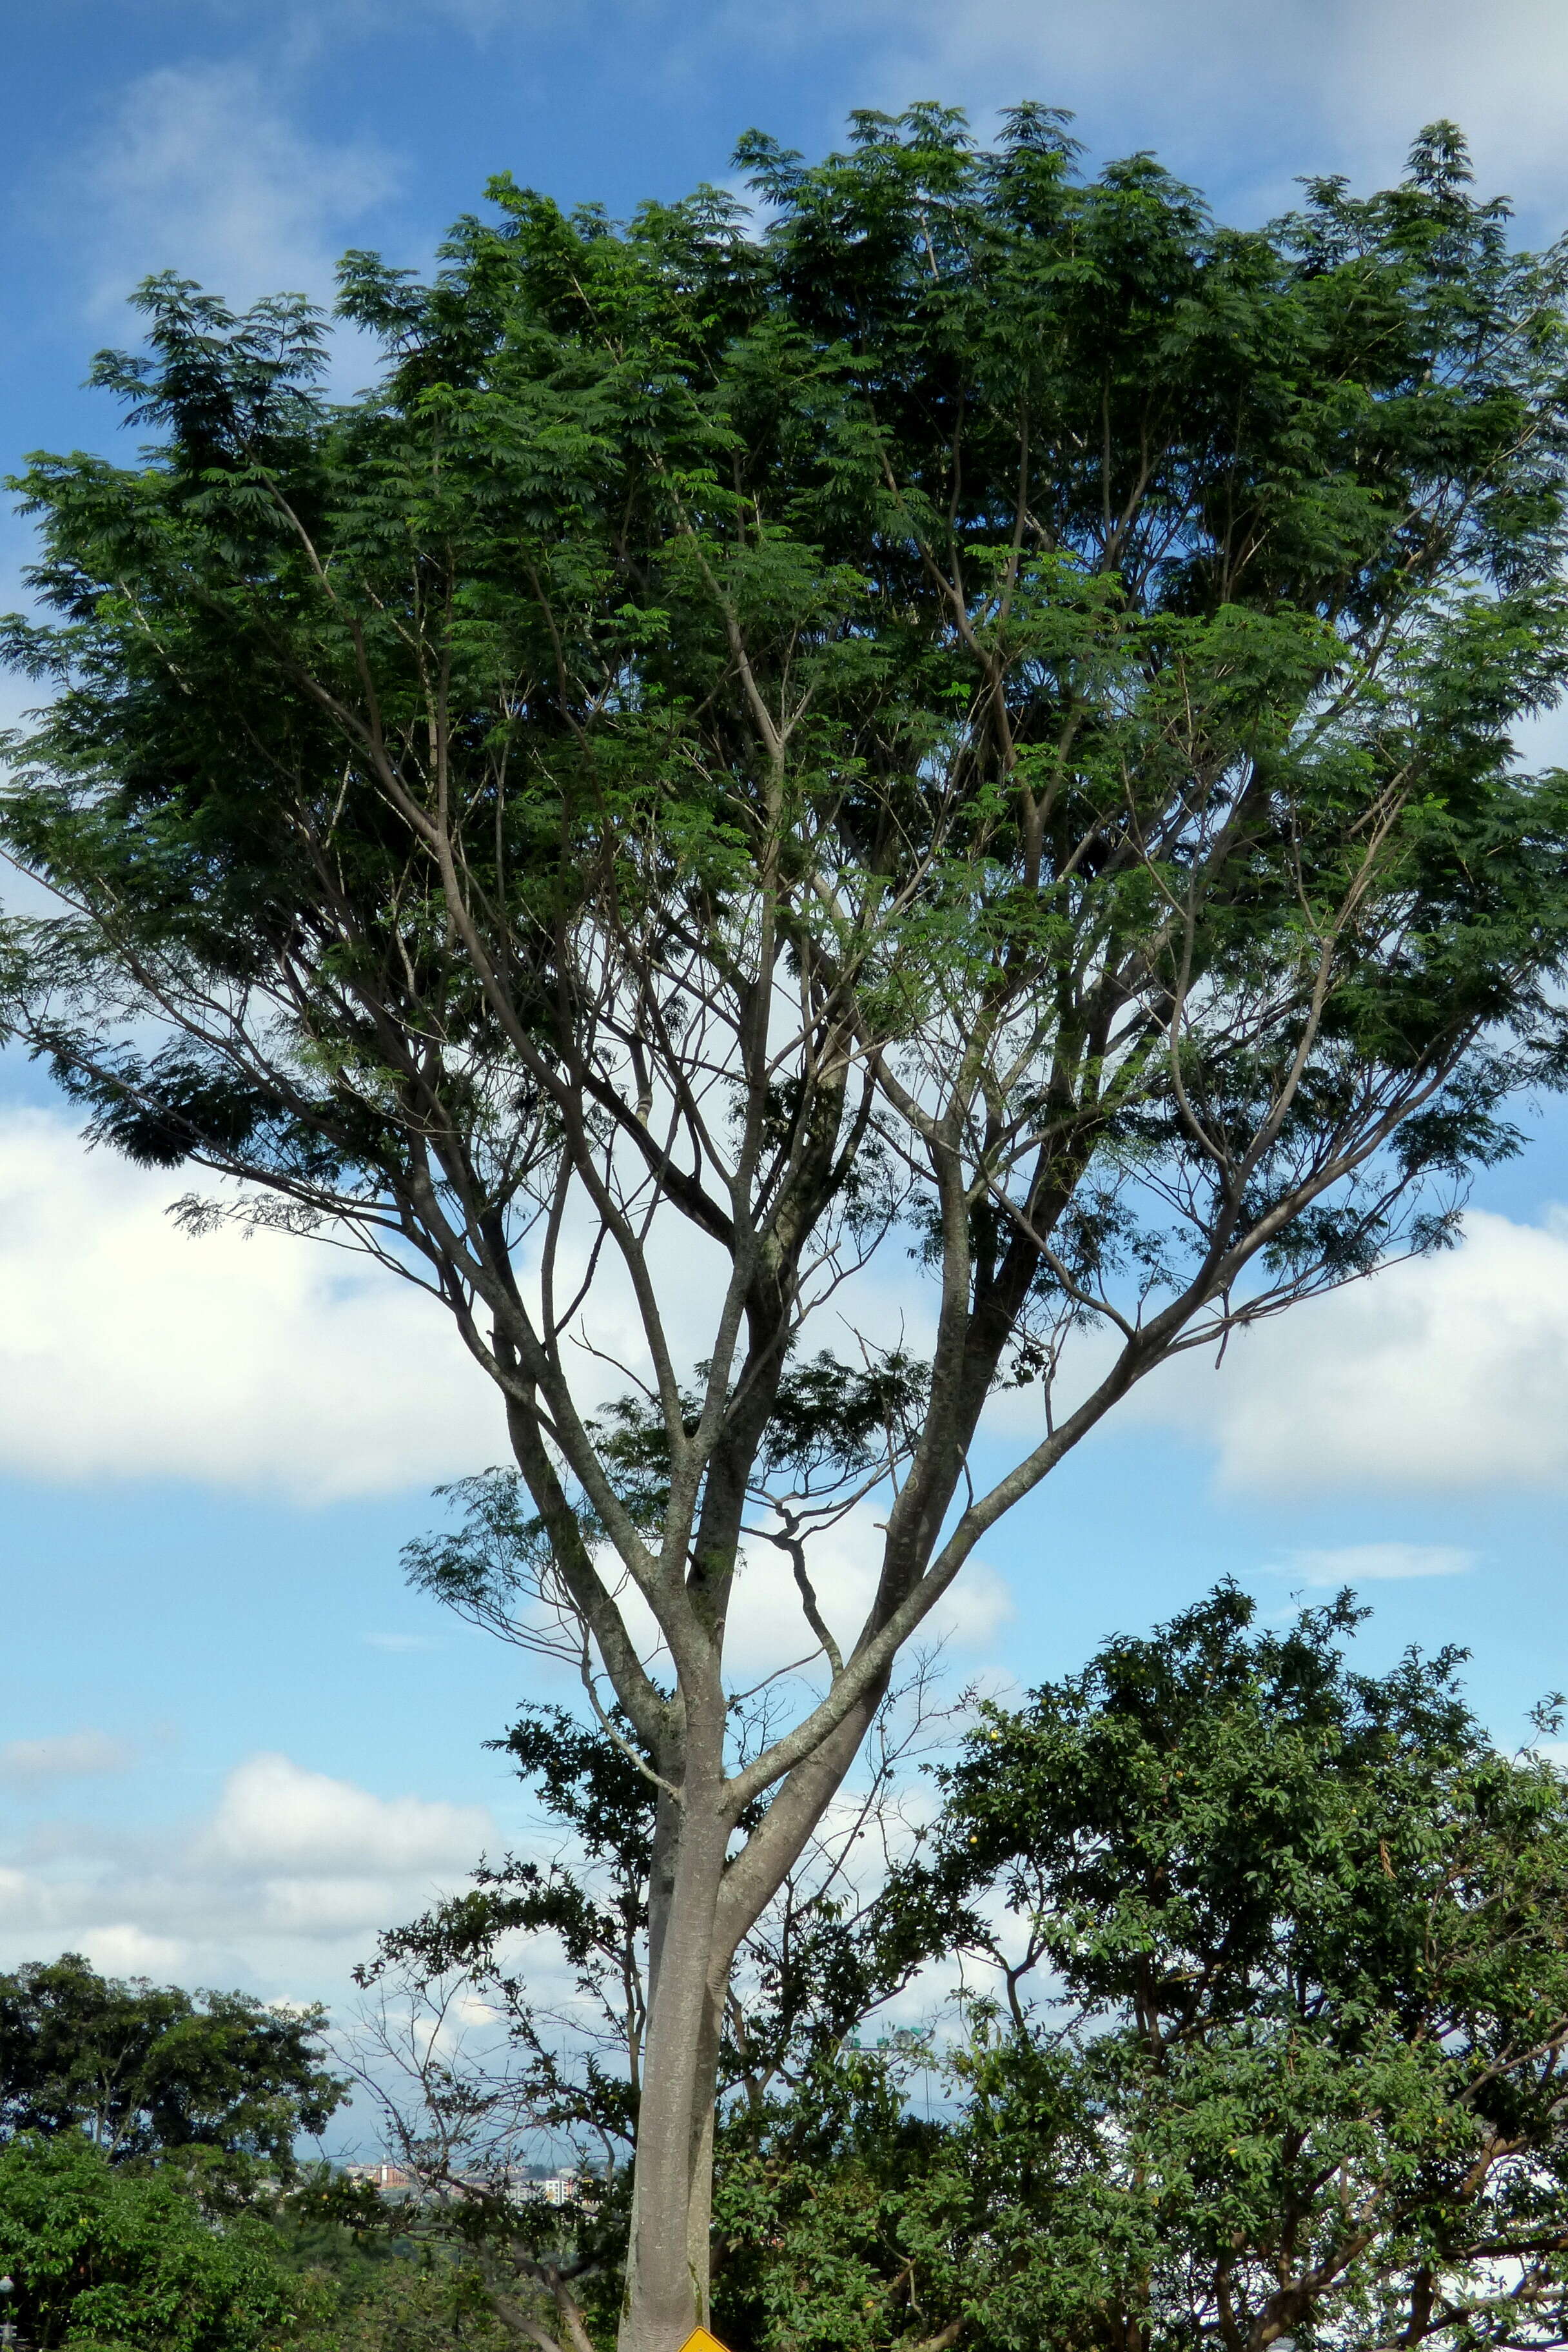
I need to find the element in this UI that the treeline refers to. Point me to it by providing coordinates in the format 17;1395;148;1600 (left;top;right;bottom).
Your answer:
6;1587;1568;2352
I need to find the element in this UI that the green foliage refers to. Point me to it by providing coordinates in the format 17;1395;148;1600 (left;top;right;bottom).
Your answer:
322;2256;518;2352
269;2201;526;2352
5;106;1567;1491
0;1954;345;2176
714;1590;1568;2352
0;2132;334;2350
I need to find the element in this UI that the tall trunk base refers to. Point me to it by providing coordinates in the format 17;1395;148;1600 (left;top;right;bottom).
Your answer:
619;1830;726;2352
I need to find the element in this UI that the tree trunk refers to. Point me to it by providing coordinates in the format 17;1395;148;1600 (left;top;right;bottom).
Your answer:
620;1794;729;2352
616;1691;887;2352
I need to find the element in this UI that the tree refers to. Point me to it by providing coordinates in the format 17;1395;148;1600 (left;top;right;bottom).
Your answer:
322;2255;522;2352
0;1952;345;2173
715;1590;1568;2352
273;2192;530;2352
0;2130;335;2351
5;103;1568;2349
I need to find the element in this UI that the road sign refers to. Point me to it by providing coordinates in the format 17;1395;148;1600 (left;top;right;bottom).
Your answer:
679;2329;734;2352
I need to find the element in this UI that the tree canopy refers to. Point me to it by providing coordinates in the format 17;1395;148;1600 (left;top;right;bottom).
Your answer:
0;1952;344;2173
6;102;1568;2349
721;1589;1568;2352
0;2131;335;2352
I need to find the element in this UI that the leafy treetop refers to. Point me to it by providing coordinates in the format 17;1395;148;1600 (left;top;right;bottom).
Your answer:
0;1951;345;2175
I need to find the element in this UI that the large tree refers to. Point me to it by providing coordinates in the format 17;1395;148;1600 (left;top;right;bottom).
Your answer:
716;1589;1568;2352
5;104;1568;2350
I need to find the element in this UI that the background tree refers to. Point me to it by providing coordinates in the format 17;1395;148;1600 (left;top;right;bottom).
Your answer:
6;104;1568;2349
320;2253;523;2352
0;1952;344;2178
716;1590;1568;2352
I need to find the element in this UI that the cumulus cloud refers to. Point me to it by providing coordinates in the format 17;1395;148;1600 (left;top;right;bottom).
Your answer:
0;1731;137;1789
1269;1542;1478;1587
199;1754;488;1876
0;1106;505;1500
0;1752;494;1994
1129;1208;1568;1496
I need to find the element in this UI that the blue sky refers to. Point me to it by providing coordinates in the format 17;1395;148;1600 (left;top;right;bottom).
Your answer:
3;0;1568;2052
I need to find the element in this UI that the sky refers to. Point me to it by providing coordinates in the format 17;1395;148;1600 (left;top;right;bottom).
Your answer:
4;0;1568;2102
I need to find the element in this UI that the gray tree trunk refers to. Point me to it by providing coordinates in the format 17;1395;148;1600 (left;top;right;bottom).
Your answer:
620;1795;730;2352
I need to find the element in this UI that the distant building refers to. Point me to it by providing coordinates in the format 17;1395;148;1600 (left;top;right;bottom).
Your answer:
344;2160;417;2195
341;2159;580;2208
524;2171;578;2208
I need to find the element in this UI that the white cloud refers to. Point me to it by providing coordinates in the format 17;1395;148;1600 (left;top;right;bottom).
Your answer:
1270;1542;1478;1587
760;0;1568;233
68;1925;191;1978
0;1731;137;1788
727;1506;1014;1678
1129;1208;1568;1495
199;1754;488;1876
57;61;397;320
0;1752;495;1994
0;1105;505;1500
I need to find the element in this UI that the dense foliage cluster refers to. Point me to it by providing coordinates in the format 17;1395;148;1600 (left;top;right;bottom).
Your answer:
0;2132;333;2352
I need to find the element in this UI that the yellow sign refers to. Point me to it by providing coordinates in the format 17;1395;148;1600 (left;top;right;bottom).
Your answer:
680;2331;733;2352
